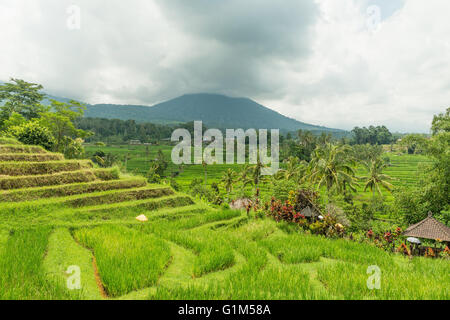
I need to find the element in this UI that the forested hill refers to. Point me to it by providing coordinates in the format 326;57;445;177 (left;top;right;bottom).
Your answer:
84;93;345;133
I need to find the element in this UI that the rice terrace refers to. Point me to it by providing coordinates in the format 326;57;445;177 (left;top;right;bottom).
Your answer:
1;0;450;308
0;125;449;300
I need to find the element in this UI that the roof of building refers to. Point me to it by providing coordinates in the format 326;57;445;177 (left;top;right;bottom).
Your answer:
301;206;319;217
403;212;450;242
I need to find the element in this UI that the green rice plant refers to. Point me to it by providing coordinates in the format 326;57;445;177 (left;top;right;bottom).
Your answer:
138;223;235;277
0;160;93;176
0;153;64;162
77;195;194;216
0;227;79;299
259;235;323;263
61;187;174;208
0;168;119;190
0;178;147;202
0;137;21;145
0;144;46;154
43;228;103;300
155;209;242;230
149;237;328;300
74;225;171;297
316;259;450;300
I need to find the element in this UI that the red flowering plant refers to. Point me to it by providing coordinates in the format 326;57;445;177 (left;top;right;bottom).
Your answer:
367;229;374;239
384;232;393;243
440;246;450;259
425;247;435;258
397;243;411;256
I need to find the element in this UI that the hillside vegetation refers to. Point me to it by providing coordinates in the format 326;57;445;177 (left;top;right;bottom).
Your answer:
85;93;344;133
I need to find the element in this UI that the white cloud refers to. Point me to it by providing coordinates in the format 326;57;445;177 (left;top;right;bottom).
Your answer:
0;0;448;132
266;0;450;132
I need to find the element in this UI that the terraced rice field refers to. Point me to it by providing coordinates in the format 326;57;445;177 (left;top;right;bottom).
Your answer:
85;145;433;202
1;141;448;300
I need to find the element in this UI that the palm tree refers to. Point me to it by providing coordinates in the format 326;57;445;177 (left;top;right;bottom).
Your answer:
360;159;394;198
277;156;307;182
252;158;265;192
239;164;253;191
202;160;208;186
309;143;358;197
221;169;237;200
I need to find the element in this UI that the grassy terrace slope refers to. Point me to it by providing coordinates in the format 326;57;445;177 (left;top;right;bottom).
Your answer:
0;140;448;300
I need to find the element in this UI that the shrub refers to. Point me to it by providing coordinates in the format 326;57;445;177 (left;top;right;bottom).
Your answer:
272;179;297;202
7;120;55;150
170;178;180;191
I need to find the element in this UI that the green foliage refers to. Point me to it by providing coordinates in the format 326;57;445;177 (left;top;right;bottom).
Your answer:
351;125;393;145
75;118;176;143
0;160;92;176
74;225;171;297
399;134;429;154
393;108;449;225
221;168;237;197
271;179;298;202
170;178;181;191
360;159;394;198
91;150;119;168
309;143;358;194
0;227;78;299
0;79;47;124
0;136;21;145
7;120;55;150
351;144;383;162
0;178;146;202
0;168;119;190
149;149;168;177
40;99;91;157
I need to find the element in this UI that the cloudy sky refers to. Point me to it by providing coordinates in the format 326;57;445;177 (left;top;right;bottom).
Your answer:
1;0;449;132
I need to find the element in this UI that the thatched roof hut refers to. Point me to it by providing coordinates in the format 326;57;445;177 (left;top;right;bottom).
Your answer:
403;212;450;242
301;206;320;218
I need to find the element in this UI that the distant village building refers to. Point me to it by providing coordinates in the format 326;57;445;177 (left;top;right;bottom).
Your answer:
129;140;142;145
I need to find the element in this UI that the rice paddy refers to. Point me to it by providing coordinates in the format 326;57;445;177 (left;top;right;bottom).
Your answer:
0;140;448;300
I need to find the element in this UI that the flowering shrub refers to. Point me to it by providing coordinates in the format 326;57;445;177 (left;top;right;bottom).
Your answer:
397;243;411;256
440;246;450;259
425;247;435;258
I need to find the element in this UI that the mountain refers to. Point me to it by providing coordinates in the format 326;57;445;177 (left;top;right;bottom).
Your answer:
85;93;344;133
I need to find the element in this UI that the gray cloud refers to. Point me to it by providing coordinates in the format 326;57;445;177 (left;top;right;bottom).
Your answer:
0;0;448;132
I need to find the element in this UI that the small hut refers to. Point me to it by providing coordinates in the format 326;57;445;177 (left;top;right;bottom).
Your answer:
403;212;450;255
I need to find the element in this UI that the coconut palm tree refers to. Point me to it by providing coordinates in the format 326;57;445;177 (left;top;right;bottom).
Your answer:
221;169;237;200
277;156;307;182
309;143;358;196
361;159;394;198
239;164;253;190
252;158;265;192
202;160;208;186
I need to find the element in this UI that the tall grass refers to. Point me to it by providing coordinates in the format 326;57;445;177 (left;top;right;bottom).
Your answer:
0;177;147;202
0;168;119;190
0;160;93;176
0;227;79;299
74;225;171;297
